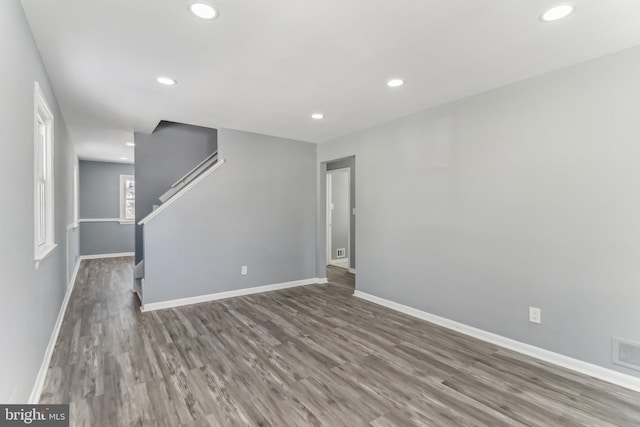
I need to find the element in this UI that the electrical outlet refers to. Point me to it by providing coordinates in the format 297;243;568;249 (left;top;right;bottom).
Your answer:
529;307;541;324
241;265;248;275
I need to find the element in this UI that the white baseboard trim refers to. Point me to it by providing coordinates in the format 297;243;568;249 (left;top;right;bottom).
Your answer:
354;290;640;393
29;258;82;404
317;277;328;284
79;252;135;260
348;268;356;274
142;277;327;312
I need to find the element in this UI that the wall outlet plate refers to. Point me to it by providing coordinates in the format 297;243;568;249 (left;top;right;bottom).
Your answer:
241;265;248;275
529;307;541;324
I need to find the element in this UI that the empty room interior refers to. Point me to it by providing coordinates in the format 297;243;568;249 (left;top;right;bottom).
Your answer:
3;0;640;425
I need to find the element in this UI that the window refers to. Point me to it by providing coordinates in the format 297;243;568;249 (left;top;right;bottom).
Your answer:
34;82;56;262
120;175;135;222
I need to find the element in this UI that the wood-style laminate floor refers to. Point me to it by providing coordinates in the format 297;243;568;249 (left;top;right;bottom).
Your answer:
41;258;640;426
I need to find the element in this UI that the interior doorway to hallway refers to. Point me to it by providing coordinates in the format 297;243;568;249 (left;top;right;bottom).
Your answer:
324;155;356;275
326;168;350;270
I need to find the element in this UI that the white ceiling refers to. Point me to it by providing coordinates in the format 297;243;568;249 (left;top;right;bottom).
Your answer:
20;0;640;163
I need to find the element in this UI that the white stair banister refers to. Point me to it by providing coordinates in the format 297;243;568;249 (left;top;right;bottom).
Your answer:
139;158;225;225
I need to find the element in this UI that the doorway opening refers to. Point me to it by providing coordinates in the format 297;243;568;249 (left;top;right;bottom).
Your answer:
323;156;356;290
326;168;350;270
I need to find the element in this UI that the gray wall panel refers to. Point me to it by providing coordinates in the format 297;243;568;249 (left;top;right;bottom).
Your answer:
134;122;217;263
79;160;134;218
0;0;78;402
67;226;80;281
79;160;135;256
79;223;135;256
318;46;640;377
143;129;316;304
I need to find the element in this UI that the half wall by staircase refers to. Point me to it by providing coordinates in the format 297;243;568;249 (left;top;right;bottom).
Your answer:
140;129;317;306
134;121;218;264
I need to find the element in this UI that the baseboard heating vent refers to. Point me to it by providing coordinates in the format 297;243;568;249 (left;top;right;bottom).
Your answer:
337;248;346;258
612;337;640;371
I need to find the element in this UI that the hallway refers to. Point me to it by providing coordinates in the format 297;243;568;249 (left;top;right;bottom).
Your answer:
40;258;640;426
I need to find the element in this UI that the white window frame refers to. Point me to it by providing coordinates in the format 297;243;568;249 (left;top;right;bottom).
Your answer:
119;174;135;224
34;82;56;262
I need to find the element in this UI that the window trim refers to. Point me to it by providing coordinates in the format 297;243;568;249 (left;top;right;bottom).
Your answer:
119;174;135;224
34;82;56;262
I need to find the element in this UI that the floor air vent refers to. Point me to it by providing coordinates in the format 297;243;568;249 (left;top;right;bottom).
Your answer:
612;337;640;371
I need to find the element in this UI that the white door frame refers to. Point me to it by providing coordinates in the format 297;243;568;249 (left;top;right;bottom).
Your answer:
326;168;351;267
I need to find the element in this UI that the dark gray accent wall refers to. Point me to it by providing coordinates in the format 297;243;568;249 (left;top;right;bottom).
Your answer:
0;0;78;402
143;129;316;304
327;156;356;268
318;46;640;377
78;160;135;256
134;121;217;263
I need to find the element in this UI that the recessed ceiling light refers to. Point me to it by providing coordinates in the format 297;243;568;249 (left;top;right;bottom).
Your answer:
125;142;135;147
120;157;128;160
387;79;404;88
311;113;324;120
157;76;177;86
190;2;219;20
541;4;575;22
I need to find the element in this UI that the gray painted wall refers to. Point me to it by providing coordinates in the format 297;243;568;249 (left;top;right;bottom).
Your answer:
134;121;217;263
318;45;640;377
79;222;134;256
79;160;134;218
79;160;135;255
67;226;80;283
329;170;349;261
0;0;78;402
143;129;316;304
327;156;356;268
